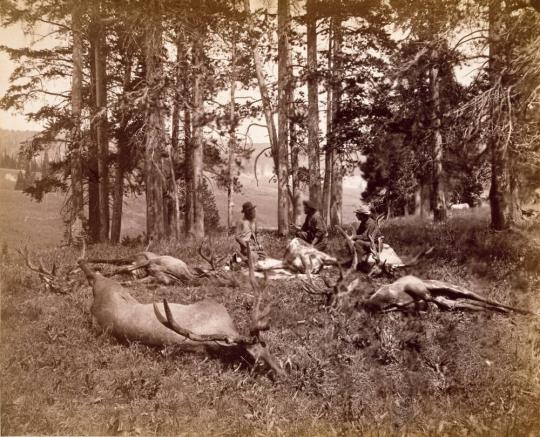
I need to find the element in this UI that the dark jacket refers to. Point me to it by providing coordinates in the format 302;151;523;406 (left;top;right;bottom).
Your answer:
298;211;328;251
355;216;381;252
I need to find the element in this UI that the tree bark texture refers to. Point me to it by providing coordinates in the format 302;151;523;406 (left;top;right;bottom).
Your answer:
144;2;166;241
329;16;343;228
307;0;321;209
322;22;333;225
227;31;237;232
189;29;205;238
88;29;100;242
95;6;110;241
277;0;290;235
110;37;132;244
243;0;278;168
70;0;84;237
488;0;522;229
429;53;447;222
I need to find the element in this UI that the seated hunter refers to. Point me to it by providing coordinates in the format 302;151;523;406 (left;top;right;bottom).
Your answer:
235;201;266;263
351;203;381;266
290;200;328;252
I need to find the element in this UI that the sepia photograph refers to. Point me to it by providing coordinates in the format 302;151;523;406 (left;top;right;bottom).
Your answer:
0;0;539;435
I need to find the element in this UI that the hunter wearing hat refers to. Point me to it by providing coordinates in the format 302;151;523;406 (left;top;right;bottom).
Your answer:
351;203;380;262
235;201;265;262
290;199;328;251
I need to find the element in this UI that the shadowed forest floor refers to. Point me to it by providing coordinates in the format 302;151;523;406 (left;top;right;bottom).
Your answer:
1;186;540;435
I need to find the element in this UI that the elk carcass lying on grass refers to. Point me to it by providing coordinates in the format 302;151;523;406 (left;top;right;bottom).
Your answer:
305;231;534;314
78;246;284;377
88;251;196;285
303;269;535;315
246;238;338;277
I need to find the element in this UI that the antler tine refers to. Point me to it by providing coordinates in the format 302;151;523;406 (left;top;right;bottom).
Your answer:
336;226;358;276
198;238;217;270
16;246;53;277
246;244;272;336
38;257;55;277
154;299;255;345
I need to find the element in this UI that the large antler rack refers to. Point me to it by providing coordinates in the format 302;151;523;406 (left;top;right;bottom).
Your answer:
198;238;228;271
16;246;57;279
301;226;359;306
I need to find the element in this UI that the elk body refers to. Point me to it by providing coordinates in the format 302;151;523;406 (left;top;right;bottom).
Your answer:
88;251;196;285
449;203;470;210
251;238;337;275
303;234;534;315
78;251;283;376
303;265;533;314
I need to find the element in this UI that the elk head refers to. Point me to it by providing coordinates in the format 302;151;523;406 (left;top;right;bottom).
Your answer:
16;246;76;294
301;226;359;309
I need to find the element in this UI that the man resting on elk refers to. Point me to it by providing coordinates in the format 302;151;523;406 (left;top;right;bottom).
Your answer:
290;200;328;251
235;201;266;264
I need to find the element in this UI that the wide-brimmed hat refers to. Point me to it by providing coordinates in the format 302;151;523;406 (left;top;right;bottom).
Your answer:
241;201;256;213
303;199;318;211
354;203;371;215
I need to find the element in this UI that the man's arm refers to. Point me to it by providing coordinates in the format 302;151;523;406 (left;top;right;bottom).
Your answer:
354;220;380;248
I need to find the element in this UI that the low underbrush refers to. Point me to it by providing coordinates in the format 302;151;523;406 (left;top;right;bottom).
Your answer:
1;210;539;435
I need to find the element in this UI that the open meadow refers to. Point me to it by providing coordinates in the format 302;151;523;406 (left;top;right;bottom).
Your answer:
1;184;540;436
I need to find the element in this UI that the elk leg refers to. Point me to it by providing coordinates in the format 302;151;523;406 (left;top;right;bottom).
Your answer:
432;296;508;312
424;280;533;315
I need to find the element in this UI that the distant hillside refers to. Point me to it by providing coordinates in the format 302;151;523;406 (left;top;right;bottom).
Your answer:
0;129;38;156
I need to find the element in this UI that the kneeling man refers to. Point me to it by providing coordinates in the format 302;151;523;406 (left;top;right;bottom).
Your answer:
235;201;266;263
290;200;328;252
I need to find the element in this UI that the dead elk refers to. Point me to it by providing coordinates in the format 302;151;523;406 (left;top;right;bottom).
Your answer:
303;273;535;315
88;251;196;285
78;246;284;377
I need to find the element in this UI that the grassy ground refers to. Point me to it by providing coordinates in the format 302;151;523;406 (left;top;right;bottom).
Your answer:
1;204;540;436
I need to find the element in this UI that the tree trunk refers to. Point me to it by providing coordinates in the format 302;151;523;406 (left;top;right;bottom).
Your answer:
414;185;421;216
70;0;84;239
429;54;447;222
42;149;49;178
290;109;300;225
227;31;237;232
488;1;522;229
171;31;182;152
322;21;333;225
110;32;132;244
307;0;321;209
95;7;109;241
243;0;278;168
329;16;343;228
167;145;180;238
144;1;166;241
189;29;205;238
110;152;124;244
88;29;100;242
277;0;291;236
